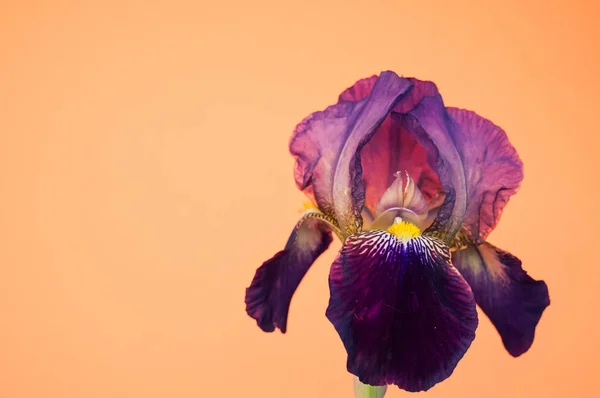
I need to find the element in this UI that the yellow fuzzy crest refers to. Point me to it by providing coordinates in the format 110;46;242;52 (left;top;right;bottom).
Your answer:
387;220;421;240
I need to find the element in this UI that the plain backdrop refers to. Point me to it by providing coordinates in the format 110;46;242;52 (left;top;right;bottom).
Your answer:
1;1;598;397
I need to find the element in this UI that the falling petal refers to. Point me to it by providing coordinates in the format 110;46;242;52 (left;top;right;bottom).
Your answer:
326;230;478;391
452;242;550;356
245;213;335;333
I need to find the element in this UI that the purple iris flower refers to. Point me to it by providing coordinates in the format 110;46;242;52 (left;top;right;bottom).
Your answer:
245;71;550;393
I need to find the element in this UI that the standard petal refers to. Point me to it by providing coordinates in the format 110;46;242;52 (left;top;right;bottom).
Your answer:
326;231;478;392
290;72;412;237
353;78;443;215
393;95;468;242
338;75;379;103
290;101;356;215
245;214;334;333
374;171;429;218
447;108;524;244
369;171;431;231
451;242;550;357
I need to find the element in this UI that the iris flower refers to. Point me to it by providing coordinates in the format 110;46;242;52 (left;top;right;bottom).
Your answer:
245;71;550;395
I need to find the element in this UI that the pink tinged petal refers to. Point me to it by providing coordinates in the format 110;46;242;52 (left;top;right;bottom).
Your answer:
370;171;431;231
393;96;468;242
338;75;379;102
374;171;429;217
245;215;333;333
358;81;443;214
339;76;438;111
291;102;355;216
332;72;413;237
447;108;524;244
451;242;550;357
290;73;412;233
326;231;478;392
420;193;447;231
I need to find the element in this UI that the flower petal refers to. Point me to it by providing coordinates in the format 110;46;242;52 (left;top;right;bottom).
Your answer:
374;171;429;218
292;73;520;245
290;72;412;237
326;231;478;392
447;108;524;244
393;95;468;242
369;171;431;231
338;75;379;102
451;242;550;356
245;214;334;333
354;79;443;214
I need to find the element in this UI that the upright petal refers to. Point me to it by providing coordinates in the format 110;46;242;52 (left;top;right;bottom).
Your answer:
326;231;478;392
338;75;379;103
370;171;430;232
292;73;521;245
393;95;468;242
290;72;413;237
374;171;429;217
332;72;414;236
347;78;443;215
245;214;335;333
291;101;357;215
447;108;524;244
451;242;550;356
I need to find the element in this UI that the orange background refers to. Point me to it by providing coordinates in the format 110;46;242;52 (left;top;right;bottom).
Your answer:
0;1;598;397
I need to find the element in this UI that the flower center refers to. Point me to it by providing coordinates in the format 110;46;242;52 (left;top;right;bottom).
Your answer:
387;216;421;241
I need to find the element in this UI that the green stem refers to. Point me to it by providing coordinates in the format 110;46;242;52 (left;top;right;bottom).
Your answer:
353;377;387;398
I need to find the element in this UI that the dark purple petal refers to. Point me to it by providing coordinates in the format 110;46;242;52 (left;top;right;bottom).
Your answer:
451;242;550;357
326;231;478;392
245;216;333;333
290;72;412;236
447;109;524;244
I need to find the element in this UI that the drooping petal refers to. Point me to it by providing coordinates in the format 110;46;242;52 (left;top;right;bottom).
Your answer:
446;108;524;244
290;72;412;236
245;214;335;333
451;242;550;357
326;231;478;392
